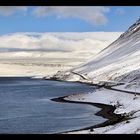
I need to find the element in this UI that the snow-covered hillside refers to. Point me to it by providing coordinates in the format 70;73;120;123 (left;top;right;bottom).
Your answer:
56;19;140;87
0;32;121;76
53;19;140;134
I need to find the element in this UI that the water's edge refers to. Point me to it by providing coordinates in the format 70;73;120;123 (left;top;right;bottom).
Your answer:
40;78;126;133
51;94;125;134
44;78;126;133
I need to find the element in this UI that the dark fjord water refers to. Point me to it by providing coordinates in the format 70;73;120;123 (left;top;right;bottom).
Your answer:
0;77;106;134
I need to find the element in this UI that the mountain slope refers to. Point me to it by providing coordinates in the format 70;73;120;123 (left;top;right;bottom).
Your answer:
56;19;140;86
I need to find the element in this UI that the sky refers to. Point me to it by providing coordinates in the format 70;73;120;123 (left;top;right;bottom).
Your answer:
0;6;140;35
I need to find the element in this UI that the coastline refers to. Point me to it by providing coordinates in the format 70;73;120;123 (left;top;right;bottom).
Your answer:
51;95;125;134
48;77;140;134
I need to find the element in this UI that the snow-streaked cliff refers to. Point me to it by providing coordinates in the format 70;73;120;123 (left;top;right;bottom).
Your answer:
56;19;140;87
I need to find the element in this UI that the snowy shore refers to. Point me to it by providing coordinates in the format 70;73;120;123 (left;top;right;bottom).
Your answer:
51;92;124;134
63;87;140;134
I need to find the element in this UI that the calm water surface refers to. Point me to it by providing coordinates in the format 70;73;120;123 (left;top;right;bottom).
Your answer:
0;77;106;134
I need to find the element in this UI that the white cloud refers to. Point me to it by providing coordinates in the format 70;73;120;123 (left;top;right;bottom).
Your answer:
32;6;110;25
0;6;110;25
0;6;27;16
0;32;121;54
115;8;125;15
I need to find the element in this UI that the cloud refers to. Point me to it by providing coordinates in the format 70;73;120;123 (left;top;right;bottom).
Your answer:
0;6;27;16
115;8;125;15
32;6;110;25
0;32;121;54
0;6;110;25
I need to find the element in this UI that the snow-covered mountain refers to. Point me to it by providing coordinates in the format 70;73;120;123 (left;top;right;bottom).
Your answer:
56;19;140;134
55;19;140;86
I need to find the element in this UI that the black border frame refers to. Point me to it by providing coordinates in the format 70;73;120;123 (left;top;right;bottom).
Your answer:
0;0;140;6
0;0;140;139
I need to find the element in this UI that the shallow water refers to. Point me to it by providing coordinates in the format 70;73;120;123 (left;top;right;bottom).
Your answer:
0;77;106;134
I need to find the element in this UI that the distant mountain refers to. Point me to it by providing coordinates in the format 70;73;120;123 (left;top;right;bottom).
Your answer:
0;32;121;77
